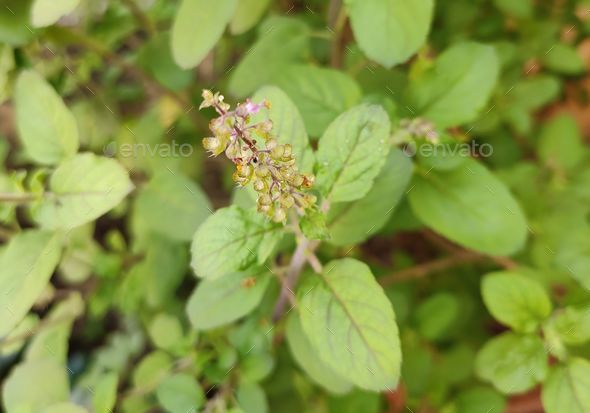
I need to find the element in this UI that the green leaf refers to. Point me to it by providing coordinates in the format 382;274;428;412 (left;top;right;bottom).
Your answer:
327;149;413;246
228;17;309;97
25;292;83;363
236;382;268;413
538;114;585;171
0;0;35;46
132;351;172;388
454;386;506;413
171;0;236;69
156;374;204;413
137;33;193;91
271;65;362;137
299;258;401;391
92;373;118;413
542;358;590;413
415;292;460;341
31;0;80;27
148;313;184;351
186;268;271;330
493;0;533;18
121;235;188;310
0;173;20;224
41;403;88;413
542;44;585;75
547;306;590;345
345;0;434;68
475;332;547;394
328;390;381;413
408;158;528;256
229;0;271;34
2;358;69;413
509;75;561;110
0;230;61;337
0;315;39;356
300;209;330;241
407;42;499;129
58;224;98;283
135;170;211;242
0;44;15;105
481;271;552;333
32;153;133;230
286;313;353;394
15;70;79;165
414;136;470;171
251;85;314;173
190;206;281;279
316;104;391;203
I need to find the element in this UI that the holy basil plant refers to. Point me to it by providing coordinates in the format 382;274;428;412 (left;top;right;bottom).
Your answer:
1;1;589;413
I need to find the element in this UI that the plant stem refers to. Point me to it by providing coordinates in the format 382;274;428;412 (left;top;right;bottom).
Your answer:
0;192;40;203
272;201;330;321
121;0;157;37
328;0;347;68
379;251;485;286
0;226;13;241
272;238;311;321
307;251;323;273
379;249;518;286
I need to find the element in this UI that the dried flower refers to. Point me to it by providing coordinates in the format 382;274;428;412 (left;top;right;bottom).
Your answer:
199;89;317;223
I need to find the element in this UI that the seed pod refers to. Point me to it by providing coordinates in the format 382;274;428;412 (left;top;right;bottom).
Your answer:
304;194;317;206
258;193;272;206
280;194;295;209
225;141;242;160
302;174;315;189
255;164;270;178
290;174;304;187
237;164;252;177
253;178;266;192
271;145;285;160
282;144;292;158
273;208;286;223
202;137;219;151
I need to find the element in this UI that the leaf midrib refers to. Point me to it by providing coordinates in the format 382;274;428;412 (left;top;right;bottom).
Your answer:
205;226;280;257
323;118;372;202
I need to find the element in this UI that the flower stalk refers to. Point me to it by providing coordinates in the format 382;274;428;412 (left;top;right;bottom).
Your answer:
199;90;317;223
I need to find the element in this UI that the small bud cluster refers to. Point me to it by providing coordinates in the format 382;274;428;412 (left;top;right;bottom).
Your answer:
395;118;439;143
200;90;316;223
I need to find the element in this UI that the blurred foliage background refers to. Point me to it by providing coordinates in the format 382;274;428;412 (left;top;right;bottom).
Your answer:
1;0;590;412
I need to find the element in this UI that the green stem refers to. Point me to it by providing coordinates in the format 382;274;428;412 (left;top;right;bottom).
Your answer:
0;192;40;203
